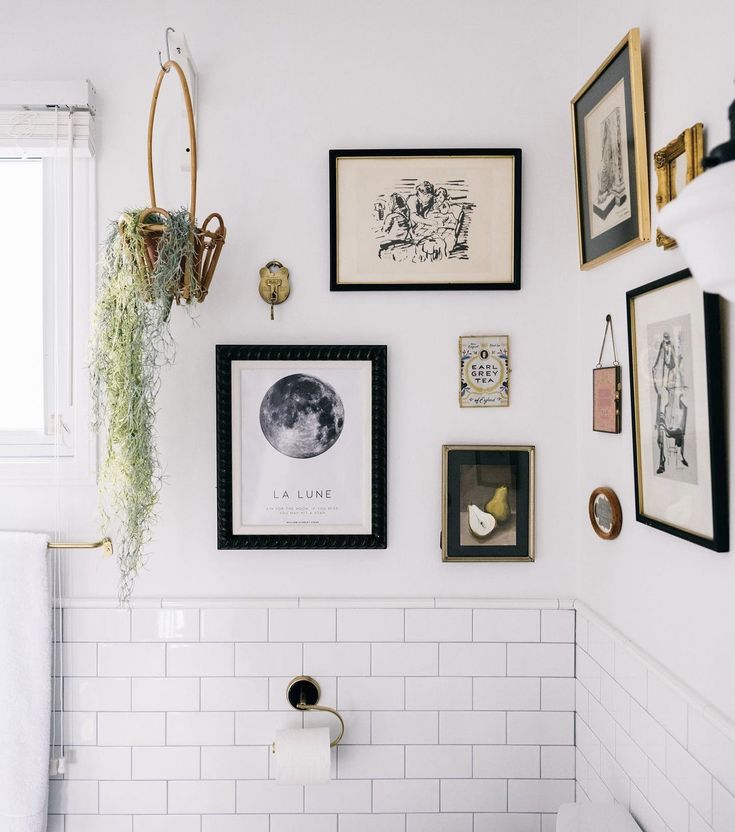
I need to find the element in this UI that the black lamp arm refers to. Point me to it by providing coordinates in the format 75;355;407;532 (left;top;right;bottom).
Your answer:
703;98;735;168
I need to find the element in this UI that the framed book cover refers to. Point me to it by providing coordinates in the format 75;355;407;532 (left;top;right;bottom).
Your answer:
459;335;510;408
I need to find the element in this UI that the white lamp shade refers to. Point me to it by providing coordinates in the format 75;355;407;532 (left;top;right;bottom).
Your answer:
658;159;735;301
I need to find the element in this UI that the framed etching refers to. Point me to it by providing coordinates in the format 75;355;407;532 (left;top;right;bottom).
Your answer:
330;149;522;290
459;335;510;408
654;123;705;249
571;28;650;269
216;345;387;549
627;269;728;551
442;445;535;562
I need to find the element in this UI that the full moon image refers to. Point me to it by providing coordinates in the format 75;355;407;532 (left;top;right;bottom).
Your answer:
259;374;345;459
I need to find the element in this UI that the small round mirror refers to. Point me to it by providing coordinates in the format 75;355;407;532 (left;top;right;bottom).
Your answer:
588;487;622;540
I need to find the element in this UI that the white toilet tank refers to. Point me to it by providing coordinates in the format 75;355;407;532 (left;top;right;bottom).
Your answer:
556;802;643;832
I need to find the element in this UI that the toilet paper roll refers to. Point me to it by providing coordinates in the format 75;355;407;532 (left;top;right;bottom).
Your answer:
273;726;331;785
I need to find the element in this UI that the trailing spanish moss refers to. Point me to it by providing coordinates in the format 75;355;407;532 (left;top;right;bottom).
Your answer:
90;208;196;603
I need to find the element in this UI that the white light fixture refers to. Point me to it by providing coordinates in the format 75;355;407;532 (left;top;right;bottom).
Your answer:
658;100;735;301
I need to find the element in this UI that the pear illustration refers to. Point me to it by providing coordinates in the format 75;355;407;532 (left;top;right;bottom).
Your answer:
485;485;511;524
467;504;496;539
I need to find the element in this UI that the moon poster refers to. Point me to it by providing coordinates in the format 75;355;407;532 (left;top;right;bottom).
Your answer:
216;345;387;549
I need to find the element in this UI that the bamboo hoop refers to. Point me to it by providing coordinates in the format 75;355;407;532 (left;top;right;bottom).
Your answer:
148;60;197;219
142;59;226;302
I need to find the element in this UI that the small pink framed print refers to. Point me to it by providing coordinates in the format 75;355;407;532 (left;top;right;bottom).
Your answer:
593;365;621;433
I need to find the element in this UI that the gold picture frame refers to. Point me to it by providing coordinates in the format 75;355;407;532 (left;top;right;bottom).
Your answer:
441;445;535;562
571;28;650;269
654;123;704;249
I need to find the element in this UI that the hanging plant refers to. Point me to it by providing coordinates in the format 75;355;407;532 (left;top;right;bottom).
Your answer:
90;59;226;602
90;208;194;601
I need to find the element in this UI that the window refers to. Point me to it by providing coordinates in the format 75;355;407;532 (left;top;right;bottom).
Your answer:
0;92;96;480
0;159;44;432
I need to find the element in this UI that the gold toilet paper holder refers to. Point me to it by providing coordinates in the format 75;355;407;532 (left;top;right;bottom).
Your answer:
279;675;345;749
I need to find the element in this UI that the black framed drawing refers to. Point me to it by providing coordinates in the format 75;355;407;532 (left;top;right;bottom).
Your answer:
571;28;650;269
330;149;522;290
627;269;728;551
216;345;387;549
442;445;535;562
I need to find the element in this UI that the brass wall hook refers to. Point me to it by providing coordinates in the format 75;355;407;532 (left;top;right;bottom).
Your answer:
259;260;290;320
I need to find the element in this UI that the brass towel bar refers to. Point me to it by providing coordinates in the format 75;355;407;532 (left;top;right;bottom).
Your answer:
47;538;114;557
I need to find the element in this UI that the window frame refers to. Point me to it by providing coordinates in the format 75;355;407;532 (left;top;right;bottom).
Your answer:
0;140;96;483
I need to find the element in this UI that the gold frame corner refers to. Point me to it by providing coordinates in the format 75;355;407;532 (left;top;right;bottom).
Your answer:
654;122;705;249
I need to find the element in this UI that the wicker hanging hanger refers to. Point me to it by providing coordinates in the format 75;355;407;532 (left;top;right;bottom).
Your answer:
139;59;226;302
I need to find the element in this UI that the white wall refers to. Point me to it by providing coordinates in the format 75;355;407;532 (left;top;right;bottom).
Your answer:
573;1;735;723
0;0;580;599
4;0;735;732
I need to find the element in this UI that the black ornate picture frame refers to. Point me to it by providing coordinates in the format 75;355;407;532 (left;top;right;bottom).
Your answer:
627;269;728;551
216;345;387;549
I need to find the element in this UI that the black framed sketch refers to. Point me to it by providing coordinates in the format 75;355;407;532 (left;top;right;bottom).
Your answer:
571;28;650;269
442;445;535;562
216;345;387;549
627;269;728;551
330;149;521;290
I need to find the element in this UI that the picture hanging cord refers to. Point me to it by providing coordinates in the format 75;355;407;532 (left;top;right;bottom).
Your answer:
596;313;620;368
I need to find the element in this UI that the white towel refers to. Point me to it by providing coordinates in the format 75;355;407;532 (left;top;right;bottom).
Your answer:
0;532;51;832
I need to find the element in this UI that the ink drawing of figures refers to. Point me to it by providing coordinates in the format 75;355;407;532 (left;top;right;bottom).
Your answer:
373;178;471;263
331;150;521;289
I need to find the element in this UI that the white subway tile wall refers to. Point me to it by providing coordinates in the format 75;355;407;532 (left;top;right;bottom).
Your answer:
49;600;574;829
575;608;735;832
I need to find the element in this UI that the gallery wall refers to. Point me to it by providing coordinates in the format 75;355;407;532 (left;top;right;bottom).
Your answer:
3;0;735;728
572;0;735;723
0;0;580;598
